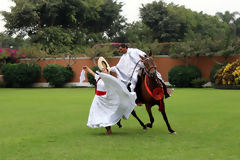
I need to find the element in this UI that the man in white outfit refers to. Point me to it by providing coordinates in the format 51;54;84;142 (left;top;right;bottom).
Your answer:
110;44;170;103
110;44;146;92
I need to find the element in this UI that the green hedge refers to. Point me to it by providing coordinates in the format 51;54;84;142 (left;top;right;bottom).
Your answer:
42;64;74;87
1;63;41;87
168;65;202;87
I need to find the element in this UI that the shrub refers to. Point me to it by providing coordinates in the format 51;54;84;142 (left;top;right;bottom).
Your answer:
214;59;240;86
87;66;100;86
43;64;74;87
191;78;208;88
65;66;74;82
1;63;41;87
0;48;27;65
0;74;5;87
209;64;226;83
0;81;5;88
168;65;202;87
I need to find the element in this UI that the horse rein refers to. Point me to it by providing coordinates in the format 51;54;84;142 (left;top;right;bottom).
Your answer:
128;59;142;84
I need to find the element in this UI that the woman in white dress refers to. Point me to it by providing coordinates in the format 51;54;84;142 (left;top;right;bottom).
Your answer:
83;57;136;135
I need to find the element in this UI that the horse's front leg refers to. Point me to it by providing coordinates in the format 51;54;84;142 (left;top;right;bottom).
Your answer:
131;110;147;129
145;105;154;128
160;101;176;134
116;119;122;128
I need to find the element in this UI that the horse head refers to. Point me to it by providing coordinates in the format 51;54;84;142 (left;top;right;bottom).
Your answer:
140;51;157;77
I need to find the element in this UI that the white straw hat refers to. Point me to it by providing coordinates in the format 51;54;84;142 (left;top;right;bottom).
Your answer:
98;57;110;72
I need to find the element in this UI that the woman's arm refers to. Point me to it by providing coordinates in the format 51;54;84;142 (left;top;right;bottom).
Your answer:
83;66;95;77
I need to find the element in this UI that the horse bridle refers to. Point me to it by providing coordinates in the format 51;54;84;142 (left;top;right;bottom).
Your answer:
142;57;157;77
128;56;157;86
142;57;164;87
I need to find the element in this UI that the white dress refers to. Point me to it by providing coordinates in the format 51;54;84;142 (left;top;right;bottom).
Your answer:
87;73;136;128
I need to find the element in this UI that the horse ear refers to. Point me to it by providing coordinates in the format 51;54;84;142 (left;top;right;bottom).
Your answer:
149;50;152;57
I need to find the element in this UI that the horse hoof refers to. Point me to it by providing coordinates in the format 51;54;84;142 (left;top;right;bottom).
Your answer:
143;126;147;130
146;123;152;128
170;131;177;135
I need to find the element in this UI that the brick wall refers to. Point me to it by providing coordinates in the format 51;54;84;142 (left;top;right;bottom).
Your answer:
23;56;240;82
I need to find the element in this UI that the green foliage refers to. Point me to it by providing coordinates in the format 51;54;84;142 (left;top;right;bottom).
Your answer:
1;0;124;52
19;43;48;58
169;40;208;65
65;66;74;82
169;38;240;65
213;39;240;60
1;63;41;87
84;45;116;65
42;64;74;87
0;33;25;49
119;22;153;43
1;0;122;36
236;18;240;37
105;15;128;42
140;1;169;42
87;66;99;86
168;65;202;87
191;78;208;88
140;1;229;42
216;11;240;38
214;59;240;86
31;26;73;54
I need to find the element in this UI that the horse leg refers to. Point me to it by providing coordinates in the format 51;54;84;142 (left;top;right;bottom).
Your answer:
160;101;176;134
145;105;154;128
131;110;147;129
117;119;122;128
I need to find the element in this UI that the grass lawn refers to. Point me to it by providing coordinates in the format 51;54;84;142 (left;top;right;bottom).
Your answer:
0;88;240;160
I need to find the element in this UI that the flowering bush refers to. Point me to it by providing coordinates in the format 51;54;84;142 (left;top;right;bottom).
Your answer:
0;48;27;65
214;59;240;85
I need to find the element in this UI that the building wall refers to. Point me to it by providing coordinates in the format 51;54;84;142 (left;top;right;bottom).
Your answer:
25;56;240;83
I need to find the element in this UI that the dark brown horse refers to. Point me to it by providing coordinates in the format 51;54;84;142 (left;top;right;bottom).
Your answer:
130;52;176;134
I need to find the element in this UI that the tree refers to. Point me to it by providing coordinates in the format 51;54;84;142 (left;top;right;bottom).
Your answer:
208;39;240;64
120;22;153;43
216;11;240;38
169;40;208;65
140;1;229;42
2;0;122;35
1;0;123;48
236;18;240;37
0;33;16;48
83;45;117;65
140;1;169;42
105;15;128;42
216;11;239;24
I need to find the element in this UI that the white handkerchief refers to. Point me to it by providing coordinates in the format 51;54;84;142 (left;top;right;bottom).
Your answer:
80;69;85;83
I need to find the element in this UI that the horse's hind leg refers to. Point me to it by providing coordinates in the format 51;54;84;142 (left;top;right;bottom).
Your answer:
145;105;154;128
160;101;176;134
131;110;147;129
